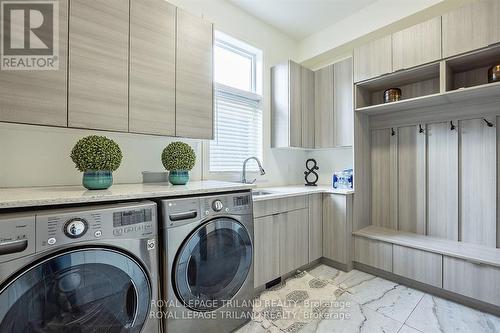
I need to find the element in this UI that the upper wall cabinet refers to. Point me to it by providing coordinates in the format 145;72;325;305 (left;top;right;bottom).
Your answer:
129;0;176;136
442;0;500;58
175;9;214;140
353;35;392;82
68;0;129;132
271;60;315;148
0;0;68;127
314;64;334;148
392;17;442;71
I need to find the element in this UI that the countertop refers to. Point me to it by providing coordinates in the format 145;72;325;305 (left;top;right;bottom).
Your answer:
252;185;353;202
0;181;256;209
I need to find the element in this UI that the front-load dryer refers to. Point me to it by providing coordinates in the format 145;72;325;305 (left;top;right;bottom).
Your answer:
0;201;160;333
160;191;254;333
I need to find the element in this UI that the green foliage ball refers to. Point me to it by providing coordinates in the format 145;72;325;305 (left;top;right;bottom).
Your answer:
70;135;122;172
161;141;196;171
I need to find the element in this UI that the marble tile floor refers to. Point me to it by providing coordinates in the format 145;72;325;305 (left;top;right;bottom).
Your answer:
236;264;500;333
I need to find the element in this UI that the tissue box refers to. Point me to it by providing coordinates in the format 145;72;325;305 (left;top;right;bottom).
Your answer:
333;169;353;189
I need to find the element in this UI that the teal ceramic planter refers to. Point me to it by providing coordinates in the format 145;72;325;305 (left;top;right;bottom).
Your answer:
82;170;113;190
169;170;189;185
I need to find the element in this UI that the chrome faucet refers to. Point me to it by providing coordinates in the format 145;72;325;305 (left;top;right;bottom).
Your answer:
241;157;266;184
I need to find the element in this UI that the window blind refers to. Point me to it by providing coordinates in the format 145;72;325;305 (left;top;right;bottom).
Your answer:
210;83;262;172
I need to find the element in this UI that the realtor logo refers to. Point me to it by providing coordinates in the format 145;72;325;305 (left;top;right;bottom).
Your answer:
1;0;58;70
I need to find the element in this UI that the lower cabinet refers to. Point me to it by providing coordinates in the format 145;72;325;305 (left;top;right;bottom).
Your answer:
254;215;280;287
354;236;393;271
279;208;309;275
443;256;500;307
323;194;353;265
393;245;443;288
308;194;323;262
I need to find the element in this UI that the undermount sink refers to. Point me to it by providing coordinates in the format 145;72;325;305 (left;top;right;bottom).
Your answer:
252;190;274;196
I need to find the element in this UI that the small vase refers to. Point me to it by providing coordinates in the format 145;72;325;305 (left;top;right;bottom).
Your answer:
169;170;189;185
82;170;113;190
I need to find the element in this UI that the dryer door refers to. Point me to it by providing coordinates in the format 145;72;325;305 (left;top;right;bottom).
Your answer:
173;217;252;312
0;248;151;333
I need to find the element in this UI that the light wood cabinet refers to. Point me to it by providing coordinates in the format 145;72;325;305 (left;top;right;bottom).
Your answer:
371;129;392;228
175;9;213;139
354;236;393;271
254;215;280;287
314;64;335;148
427;122;459;240
253;196;308;218
442;0;500;58
353;35;392;82
333;58;354;147
279;208;309;275
308;194;323;262
68;0;129;131
443;256;500;307
323;194;353;265
459;118;497;247
129;0;175;136
398;125;426;234
392;17;442;71
0;0;68;127
272;61;314;148
393;245;443;287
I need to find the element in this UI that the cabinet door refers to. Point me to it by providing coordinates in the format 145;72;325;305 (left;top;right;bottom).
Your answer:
176;9;213;139
398;125;426;234
353;35;392;82
254;215;280;287
460;118;497;247
308;194;323;262
392;17;441;71
354;237;392;272
129;0;175;136
314;64;334;148
289;61;302;147
323;194;352;264
0;0;68;127
393;245;442;288
333;58;353;147
279;208;309;275
68;0;129;131
442;0;500;58
301;67;315;149
427;122;458;240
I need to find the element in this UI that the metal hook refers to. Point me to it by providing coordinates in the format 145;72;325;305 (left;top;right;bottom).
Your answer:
391;128;396;136
483;118;494;127
419;124;424;134
450;121;456;131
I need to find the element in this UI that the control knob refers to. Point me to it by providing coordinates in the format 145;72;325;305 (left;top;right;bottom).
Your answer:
212;200;224;212
64;218;88;238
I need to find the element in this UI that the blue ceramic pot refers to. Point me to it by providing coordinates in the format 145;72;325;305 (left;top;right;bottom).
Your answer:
82;170;113;190
169;170;189;185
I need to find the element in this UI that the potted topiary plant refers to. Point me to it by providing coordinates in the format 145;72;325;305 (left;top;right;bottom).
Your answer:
161;141;196;185
70;135;123;190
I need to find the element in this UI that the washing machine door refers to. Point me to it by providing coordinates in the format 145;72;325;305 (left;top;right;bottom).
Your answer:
174;217;252;312
0;248;151;333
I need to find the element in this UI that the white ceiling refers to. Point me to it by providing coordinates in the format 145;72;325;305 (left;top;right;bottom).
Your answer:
228;0;379;40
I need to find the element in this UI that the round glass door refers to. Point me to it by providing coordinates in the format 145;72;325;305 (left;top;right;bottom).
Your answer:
0;248;151;333
174;218;252;312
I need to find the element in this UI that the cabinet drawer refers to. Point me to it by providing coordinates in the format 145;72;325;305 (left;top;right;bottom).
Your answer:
253;196;308;218
443;256;500;306
354;236;392;272
393;245;442;287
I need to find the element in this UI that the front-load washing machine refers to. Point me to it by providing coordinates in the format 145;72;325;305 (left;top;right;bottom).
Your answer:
161;191;254;333
0;201;160;333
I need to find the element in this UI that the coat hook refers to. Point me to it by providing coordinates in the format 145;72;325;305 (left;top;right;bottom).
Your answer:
391;128;396;136
419;124;424;134
483;118;494;127
450;121;456;131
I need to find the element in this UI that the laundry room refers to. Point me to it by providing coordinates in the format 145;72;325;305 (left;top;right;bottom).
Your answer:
1;0;500;332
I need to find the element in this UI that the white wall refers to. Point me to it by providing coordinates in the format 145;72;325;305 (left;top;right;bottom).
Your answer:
0;0;306;188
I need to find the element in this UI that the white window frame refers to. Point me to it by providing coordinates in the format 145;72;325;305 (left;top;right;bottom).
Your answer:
203;31;263;181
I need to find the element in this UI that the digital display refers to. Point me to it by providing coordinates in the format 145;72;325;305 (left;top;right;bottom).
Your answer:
113;209;152;227
233;196;250;207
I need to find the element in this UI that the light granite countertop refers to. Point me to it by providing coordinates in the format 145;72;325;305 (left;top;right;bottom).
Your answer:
0;181;256;209
252;185;353;202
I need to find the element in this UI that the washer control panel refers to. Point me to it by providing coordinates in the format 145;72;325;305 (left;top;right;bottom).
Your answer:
36;201;157;251
212;199;224;212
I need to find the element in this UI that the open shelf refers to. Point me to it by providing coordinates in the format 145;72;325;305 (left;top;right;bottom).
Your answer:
355;63;440;110
353;226;500;267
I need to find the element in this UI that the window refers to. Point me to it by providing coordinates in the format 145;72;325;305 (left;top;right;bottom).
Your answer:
209;31;263;173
